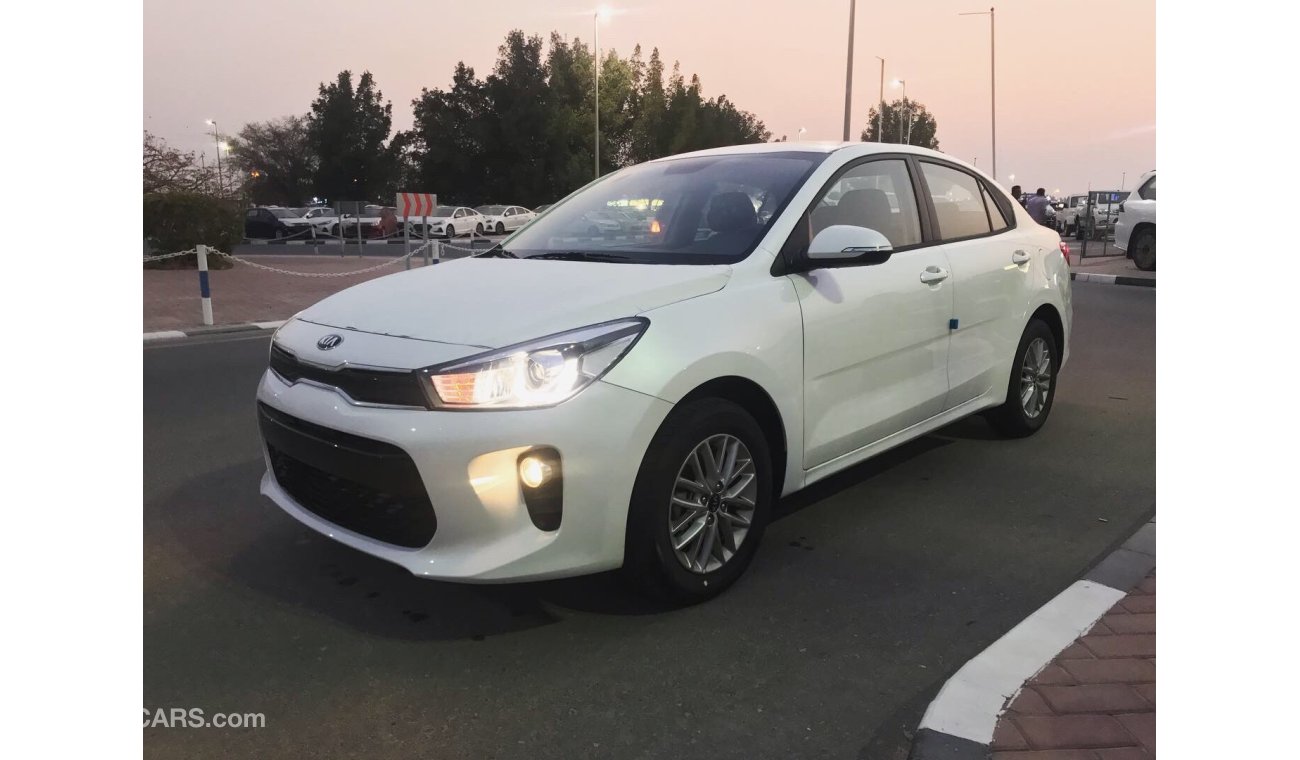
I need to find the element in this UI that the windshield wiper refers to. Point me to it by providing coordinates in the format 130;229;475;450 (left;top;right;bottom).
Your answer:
527;251;635;263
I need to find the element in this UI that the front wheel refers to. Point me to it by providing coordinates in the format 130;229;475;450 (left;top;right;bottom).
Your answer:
495;222;505;234
622;399;773;604
444;224;455;239
1130;229;1156;271
986;319;1059;438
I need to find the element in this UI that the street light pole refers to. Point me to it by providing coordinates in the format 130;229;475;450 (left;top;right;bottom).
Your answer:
959;7;996;181
875;56;885;143
843;0;856;141
206;119;223;194
894;79;906;144
593;10;600;179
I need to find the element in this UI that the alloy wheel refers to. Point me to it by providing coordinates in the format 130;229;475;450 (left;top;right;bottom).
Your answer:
1019;337;1052;418
668;434;758;574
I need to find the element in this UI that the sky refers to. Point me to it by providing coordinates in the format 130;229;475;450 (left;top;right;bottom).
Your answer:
144;0;1154;194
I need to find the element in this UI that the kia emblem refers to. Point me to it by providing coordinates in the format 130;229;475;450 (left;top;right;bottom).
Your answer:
317;334;344;351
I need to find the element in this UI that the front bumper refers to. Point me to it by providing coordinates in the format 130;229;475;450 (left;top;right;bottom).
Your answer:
256;370;673;582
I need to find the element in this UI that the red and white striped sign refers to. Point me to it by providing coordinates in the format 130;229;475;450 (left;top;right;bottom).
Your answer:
396;192;438;217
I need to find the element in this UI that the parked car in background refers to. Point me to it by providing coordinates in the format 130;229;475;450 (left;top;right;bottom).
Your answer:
534;204;552;213
256;142;1071;602
419;206;487;238
1114;170;1155;271
245;207;315;239
1056;194;1087;236
303;207;339;234
1075;191;1129;240
477;205;537;234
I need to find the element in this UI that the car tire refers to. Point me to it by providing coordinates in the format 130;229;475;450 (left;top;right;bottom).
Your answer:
1130;229;1156;271
475;222;485;234
445;224;455;239
622;398;774;605
495;222;505;234
274;229;285;240
1074;223;1084;241
985;319;1059;439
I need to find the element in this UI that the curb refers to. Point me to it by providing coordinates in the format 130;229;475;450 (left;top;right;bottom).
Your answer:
1070;271;1155;287
908;516;1156;760
144;320;285;342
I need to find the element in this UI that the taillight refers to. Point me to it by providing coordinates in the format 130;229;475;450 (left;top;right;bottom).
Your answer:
1059;241;1071;266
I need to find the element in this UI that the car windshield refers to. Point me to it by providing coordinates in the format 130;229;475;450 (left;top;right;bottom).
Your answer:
269;208;300;219
496;152;825;264
430;207;454;218
478;205;507;215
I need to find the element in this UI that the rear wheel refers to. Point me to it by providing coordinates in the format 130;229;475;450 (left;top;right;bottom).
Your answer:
623;399;773;604
986;319;1059;438
1130;229;1156;271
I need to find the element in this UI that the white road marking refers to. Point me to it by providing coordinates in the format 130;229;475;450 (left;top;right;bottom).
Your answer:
917;579;1125;744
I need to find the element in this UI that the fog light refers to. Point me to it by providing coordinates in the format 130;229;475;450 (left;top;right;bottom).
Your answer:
517;447;563;531
519;456;553;488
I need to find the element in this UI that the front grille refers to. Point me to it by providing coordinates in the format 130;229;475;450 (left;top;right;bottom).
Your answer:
258;402;437;548
269;343;429;408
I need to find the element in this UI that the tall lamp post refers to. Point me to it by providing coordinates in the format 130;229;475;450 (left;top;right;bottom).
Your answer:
893;79;906;143
205;119;224;193
875;56;885;142
842;0;856;140
593;6;614;179
959;7;996;181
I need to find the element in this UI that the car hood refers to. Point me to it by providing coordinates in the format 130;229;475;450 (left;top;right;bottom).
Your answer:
296;257;733;348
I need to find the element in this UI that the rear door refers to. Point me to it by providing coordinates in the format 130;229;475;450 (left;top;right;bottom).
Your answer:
916;160;1034;409
789;156;955;468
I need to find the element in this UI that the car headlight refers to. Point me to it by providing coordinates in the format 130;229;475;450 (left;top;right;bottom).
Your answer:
419;318;648;409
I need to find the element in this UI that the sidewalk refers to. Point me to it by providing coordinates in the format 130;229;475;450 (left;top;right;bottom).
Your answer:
143;254;435;332
990;571;1156;758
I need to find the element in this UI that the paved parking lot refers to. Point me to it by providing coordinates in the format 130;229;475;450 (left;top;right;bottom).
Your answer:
143;282;1154;760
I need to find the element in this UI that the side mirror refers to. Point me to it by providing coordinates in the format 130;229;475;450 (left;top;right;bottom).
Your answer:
797;225;893;271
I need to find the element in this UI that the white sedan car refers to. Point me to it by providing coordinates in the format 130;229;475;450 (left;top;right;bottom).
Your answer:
415;206;487;238
257;142;1072;602
477;205;537;235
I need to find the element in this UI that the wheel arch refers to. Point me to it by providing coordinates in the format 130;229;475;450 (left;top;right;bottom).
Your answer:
675;376;788;499
1029;303;1065;357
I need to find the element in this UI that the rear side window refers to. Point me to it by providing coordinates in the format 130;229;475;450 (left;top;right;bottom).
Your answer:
920;162;992;240
1139;175;1156;201
979;182;1011;231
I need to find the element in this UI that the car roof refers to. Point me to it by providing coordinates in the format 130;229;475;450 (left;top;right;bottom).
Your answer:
646;140;953;164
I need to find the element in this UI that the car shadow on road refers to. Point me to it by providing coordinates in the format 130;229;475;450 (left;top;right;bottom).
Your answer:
152;429;963;642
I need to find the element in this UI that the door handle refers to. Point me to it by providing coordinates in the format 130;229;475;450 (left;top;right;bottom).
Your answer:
1012;250;1031;265
919;266;949;285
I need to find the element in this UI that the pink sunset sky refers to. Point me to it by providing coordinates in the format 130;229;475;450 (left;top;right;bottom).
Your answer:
145;0;1154;194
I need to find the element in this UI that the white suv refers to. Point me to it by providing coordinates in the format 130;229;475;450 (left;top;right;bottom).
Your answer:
1114;170;1156;271
256;142;1072;602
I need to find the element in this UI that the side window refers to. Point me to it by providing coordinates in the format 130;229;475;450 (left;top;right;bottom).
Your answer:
979;181;1011;231
1139;176;1156;201
808;159;922;248
920;162;993;240
246;209;258;219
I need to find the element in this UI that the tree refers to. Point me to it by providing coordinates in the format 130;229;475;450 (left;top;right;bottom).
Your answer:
860;98;940;149
227;116;316;206
142;131;221;195
405;62;491;204
306;70;395;202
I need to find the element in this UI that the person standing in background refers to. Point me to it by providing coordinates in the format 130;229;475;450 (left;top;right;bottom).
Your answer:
1026;187;1053;226
1010;185;1025;208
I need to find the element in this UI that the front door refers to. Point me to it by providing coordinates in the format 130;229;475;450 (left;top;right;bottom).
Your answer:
790;157;954;469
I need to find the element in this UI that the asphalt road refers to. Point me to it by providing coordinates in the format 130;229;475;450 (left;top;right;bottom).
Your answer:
143;281;1155;760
